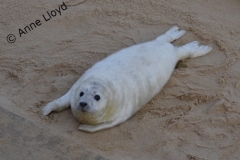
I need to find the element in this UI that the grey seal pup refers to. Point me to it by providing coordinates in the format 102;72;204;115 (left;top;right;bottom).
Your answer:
42;26;212;132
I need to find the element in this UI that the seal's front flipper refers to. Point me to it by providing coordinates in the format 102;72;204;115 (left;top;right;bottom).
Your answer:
78;123;114;133
42;90;71;115
78;120;120;132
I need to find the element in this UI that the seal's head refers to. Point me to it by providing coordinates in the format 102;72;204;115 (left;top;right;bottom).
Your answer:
71;79;113;124
78;82;107;113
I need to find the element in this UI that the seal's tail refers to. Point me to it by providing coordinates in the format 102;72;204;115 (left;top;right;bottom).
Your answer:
176;41;213;60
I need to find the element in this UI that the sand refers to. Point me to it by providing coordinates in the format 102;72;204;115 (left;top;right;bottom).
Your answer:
1;0;240;159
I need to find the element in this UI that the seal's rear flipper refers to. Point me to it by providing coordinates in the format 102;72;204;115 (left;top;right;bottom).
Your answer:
156;26;186;42
176;41;213;61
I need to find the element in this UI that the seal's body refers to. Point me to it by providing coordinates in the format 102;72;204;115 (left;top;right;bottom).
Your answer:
42;26;212;132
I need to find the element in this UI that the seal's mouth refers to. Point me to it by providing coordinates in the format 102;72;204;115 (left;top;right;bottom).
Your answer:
76;102;96;114
78;101;88;112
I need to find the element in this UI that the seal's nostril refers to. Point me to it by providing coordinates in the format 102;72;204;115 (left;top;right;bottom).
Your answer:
79;102;88;112
79;102;87;107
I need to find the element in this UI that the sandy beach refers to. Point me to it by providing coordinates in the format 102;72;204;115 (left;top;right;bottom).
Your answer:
1;0;240;159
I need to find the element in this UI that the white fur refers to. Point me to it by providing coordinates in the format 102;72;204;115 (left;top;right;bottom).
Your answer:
42;26;212;132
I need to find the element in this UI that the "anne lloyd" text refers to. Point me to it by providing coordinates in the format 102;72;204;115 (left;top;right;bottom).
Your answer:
19;2;67;37
42;2;67;21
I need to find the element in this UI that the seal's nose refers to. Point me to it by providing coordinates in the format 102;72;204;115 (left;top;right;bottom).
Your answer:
80;102;87;107
79;102;88;112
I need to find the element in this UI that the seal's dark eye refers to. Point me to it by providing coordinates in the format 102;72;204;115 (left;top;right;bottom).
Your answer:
80;92;84;97
94;95;100;101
